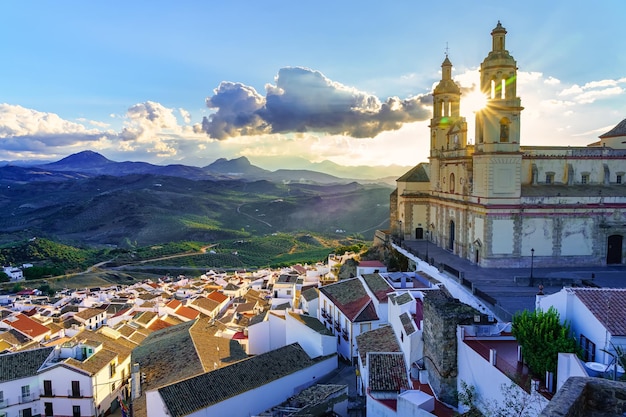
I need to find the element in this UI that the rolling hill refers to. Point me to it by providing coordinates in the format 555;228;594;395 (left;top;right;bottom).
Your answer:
0;163;392;247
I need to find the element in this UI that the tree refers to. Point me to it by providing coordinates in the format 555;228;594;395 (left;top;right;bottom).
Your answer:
0;271;9;283
459;381;544;417
512;307;580;376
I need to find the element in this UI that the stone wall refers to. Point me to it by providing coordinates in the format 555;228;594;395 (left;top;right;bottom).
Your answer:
539;376;626;417
422;289;480;405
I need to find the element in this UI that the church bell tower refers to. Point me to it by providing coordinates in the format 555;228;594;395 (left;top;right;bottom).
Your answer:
472;21;523;199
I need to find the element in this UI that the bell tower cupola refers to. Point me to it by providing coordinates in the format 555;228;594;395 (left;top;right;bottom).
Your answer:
430;55;467;157
475;21;524;154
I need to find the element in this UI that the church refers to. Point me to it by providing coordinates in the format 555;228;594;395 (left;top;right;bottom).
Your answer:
390;22;626;268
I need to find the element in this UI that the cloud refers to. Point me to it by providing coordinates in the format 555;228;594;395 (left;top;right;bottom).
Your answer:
118;101;185;157
201;67;432;140
0;104;112;158
557;78;625;104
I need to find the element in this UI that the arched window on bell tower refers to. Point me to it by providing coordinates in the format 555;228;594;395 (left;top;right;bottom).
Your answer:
490;79;496;99
499;117;510;142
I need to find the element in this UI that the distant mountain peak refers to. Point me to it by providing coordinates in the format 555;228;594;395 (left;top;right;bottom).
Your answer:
46;150;113;168
205;156;268;176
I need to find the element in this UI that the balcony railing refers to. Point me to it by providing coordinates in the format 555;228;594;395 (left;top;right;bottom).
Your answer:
320;308;328;319
334;321;341;332
18;393;38;403
342;329;349;341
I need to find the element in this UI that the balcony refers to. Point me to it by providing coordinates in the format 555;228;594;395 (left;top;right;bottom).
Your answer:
334;321;341;332
342;329;349;341
320;308;328;319
18;394;38;403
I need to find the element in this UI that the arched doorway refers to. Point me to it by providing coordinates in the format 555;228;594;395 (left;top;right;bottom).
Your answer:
449;220;455;251
607;235;623;264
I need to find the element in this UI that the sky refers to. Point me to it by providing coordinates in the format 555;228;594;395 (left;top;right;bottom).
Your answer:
1;1;625;170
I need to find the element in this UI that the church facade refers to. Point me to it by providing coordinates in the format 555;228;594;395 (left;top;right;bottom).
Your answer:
390;22;626;267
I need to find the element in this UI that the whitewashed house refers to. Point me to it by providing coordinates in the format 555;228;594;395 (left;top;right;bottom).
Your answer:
2;266;23;281
318;275;392;363
0;347;53;417
537;287;626;388
145;343;337;417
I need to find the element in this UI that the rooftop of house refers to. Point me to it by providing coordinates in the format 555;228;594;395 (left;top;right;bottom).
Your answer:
288;311;333;336
2;313;51;338
158;343;332;417
355;325;400;365
319;278;377;322
190;296;221;313
358;260;387;269
300;287;319;301
361;273;394;302
206;291;228;303
368;352;410;392
0;346;54;382
569;288;626;336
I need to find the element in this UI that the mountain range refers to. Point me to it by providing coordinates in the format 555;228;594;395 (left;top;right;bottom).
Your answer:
0;150;409;186
0;151;396;247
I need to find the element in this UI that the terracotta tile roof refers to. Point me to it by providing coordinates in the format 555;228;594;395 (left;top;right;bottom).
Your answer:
361;274;394;302
3;313;51;338
66;348;117;374
368;352;409;392
190;297;220;313
571;288;626;336
149;319;174;331
0;346;53;382
319;278;372;321
162;315;184;326
175;305;200;320
0;329;31;346
116;323;137;337
135;311;157;326
358;260;386;268
207;291;228;303
75;308;104;321
158;343;330;417
355;325;400;364
63;330;136;375
234;302;256;313
166;299;182;309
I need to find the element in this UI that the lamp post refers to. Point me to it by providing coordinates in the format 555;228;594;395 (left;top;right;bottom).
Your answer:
425;230;429;263
530;248;535;287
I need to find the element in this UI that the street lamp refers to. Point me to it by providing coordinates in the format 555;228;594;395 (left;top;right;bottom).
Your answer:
529;248;535;287
425;230;429;262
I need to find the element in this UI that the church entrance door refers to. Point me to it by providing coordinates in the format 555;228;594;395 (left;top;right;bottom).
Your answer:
449;221;455;251
416;227;424;239
607;235;623;264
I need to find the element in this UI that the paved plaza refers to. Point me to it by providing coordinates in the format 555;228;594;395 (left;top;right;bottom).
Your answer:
397;239;626;320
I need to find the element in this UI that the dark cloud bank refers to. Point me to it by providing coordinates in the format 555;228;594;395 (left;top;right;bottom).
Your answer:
201;67;432;139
